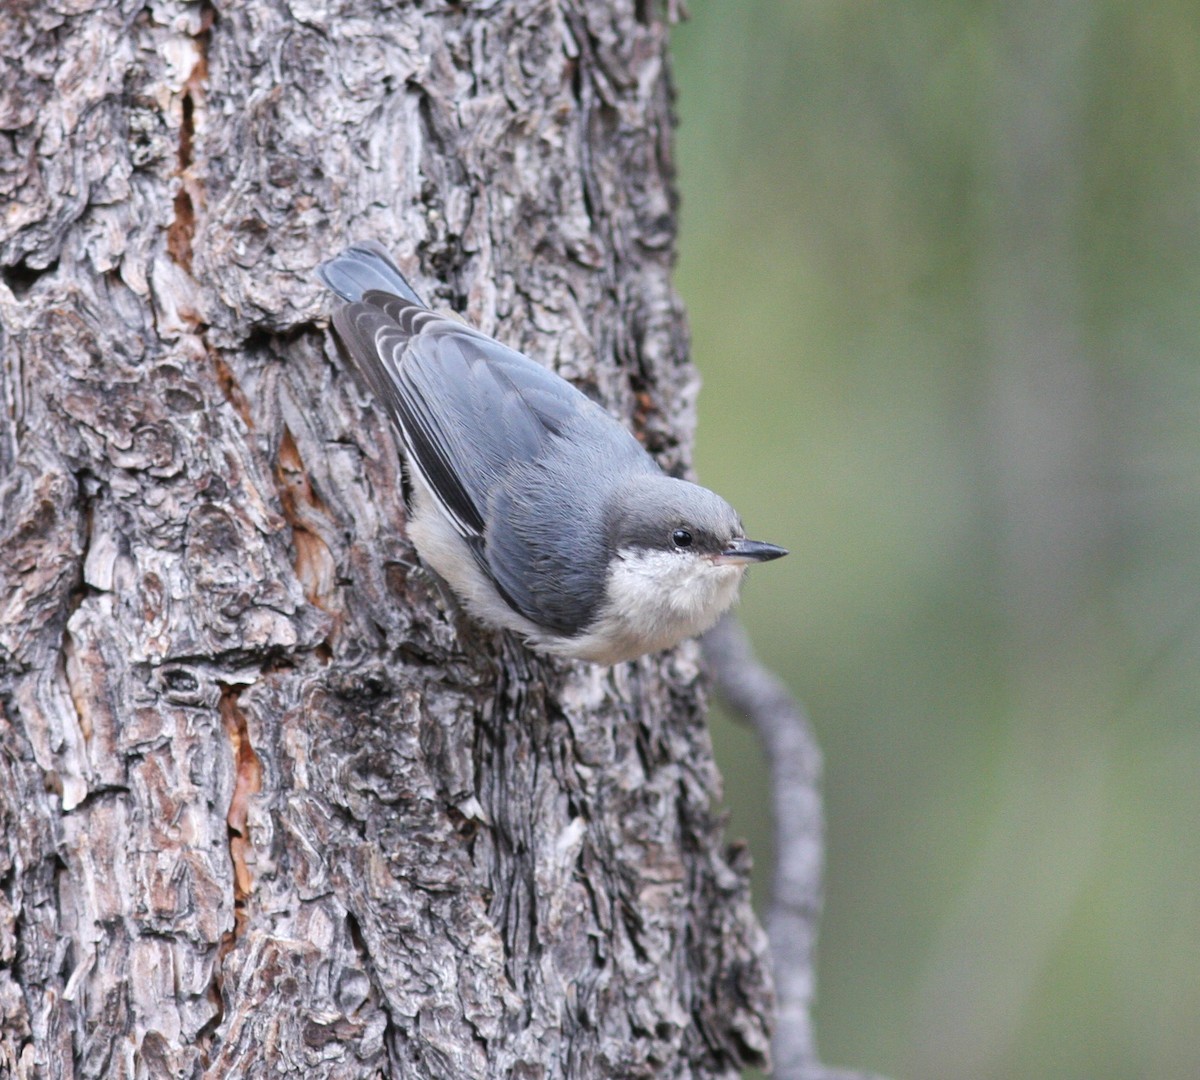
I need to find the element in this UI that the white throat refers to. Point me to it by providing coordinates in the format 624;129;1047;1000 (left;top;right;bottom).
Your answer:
563;548;746;665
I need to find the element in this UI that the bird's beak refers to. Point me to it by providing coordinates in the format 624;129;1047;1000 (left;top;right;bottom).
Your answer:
712;538;789;566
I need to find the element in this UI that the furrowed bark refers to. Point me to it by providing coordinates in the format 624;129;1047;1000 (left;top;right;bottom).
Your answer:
1;2;775;1077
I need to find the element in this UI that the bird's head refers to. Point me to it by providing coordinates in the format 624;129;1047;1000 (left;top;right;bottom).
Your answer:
583;475;787;661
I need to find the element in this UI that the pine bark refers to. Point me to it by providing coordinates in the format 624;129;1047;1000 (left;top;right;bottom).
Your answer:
0;1;773;1077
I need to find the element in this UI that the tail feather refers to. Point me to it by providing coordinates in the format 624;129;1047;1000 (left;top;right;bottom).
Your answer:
316;240;426;306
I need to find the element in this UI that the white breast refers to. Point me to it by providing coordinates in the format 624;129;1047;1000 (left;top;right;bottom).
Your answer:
406;470;549;642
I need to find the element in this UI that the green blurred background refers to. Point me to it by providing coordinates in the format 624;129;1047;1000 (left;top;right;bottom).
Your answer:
670;4;1200;1079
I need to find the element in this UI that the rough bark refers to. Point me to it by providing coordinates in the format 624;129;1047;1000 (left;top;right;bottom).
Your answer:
0;1;773;1078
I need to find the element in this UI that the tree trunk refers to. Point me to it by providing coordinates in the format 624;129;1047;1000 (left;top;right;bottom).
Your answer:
0;1;773;1077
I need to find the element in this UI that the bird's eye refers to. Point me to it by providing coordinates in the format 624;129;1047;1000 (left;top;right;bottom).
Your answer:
671;528;693;549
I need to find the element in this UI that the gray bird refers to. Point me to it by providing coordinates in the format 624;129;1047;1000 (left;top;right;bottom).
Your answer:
317;241;787;665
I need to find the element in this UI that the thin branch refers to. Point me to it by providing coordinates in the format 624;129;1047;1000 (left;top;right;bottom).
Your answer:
703;614;888;1080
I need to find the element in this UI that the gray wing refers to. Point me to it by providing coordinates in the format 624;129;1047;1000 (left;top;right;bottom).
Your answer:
334;298;489;540
331;291;654;633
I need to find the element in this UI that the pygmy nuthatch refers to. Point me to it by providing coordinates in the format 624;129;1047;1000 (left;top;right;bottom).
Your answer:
317;241;787;665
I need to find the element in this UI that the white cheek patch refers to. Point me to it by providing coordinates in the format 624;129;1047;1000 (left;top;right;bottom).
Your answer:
564;548;747;664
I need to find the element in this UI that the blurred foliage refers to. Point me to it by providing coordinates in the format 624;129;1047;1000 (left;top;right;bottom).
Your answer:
670;4;1200;1079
